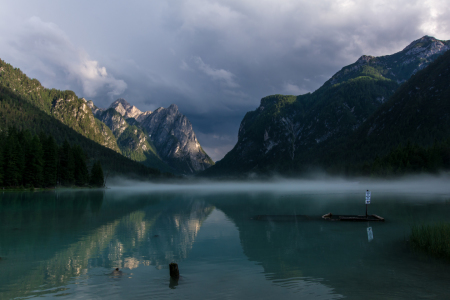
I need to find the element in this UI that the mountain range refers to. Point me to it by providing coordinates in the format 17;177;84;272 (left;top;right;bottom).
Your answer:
88;98;214;174
2;35;449;179
0;66;161;179
203;36;450;176
0;58;213;177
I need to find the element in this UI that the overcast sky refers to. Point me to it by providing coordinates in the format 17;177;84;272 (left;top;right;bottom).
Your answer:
0;0;449;161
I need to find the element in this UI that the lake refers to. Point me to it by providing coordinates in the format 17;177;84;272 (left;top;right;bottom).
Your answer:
1;178;450;299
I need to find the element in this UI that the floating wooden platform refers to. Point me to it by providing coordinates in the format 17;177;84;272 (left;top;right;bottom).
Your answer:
322;213;385;222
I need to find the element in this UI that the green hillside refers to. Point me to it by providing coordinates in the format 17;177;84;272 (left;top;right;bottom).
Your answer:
202;36;450;177
204;56;404;176
0;59;120;152
325;47;450;174
0;81;169;180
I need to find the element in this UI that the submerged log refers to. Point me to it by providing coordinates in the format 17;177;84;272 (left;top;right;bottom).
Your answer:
169;262;180;279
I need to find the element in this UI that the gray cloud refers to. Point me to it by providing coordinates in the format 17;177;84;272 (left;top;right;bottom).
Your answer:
193;57;239;88
0;0;449;161
0;16;127;99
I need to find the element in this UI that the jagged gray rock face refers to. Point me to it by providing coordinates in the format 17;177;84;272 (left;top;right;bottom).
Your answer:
140;104;214;173
87;100;173;173
88;98;214;174
109;98;152;121
86;100;103;116
96;108;128;137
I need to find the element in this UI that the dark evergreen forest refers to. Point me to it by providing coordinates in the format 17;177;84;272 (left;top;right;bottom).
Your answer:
0;128;105;188
324;140;450;177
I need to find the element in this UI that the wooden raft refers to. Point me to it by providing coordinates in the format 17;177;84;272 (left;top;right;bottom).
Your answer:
322;213;385;222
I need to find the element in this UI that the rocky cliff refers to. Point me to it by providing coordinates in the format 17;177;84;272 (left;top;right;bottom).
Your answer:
87;100;173;173
89;99;214;174
109;98;152;122
140;104;214;173
203;36;450;176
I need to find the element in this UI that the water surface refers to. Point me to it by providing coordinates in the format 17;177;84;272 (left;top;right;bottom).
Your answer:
1;182;450;299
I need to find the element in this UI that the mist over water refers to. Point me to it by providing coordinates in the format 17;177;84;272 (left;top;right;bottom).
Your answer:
107;174;450;196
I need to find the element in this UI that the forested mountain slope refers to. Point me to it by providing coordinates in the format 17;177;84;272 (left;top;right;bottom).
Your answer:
334;47;450;166
203;36;450;176
0;72;167;179
0;59;120;152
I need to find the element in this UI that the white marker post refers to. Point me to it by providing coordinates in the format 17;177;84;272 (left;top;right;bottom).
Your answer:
367;227;373;242
365;190;371;217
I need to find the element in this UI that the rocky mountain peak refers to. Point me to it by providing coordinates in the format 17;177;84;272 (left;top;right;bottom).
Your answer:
86;100;95;109
110;98;136;117
328;36;449;87
403;35;436;51
140;104;214;173
168;104;179;113
402;36;449;59
109;98;152;120
110;98;132;110
356;55;374;64
153;107;164;114
86;100;103;115
90;98;213;174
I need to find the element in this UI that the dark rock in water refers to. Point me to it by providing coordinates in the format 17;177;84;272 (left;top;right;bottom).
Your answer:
153;234;159;237
112;268;123;276
169;262;180;279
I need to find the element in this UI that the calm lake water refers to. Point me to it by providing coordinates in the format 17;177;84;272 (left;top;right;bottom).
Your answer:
1;179;450;299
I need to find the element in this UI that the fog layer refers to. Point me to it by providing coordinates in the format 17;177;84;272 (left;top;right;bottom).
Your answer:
107;175;450;195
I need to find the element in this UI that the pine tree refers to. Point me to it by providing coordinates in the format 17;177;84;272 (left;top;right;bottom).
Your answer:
72;145;89;186
16;129;31;186
89;161;104;187
0;131;4;187
3;129;21;187
26;135;44;187
58;140;75;186
42;135;58;188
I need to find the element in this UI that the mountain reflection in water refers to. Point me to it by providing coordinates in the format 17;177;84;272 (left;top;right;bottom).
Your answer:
0;190;214;299
0;189;450;299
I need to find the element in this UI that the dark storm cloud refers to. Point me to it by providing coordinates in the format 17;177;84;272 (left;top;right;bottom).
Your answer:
0;0;449;161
